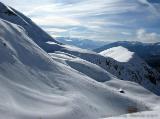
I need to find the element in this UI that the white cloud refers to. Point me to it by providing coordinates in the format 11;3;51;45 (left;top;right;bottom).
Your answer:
136;28;160;43
121;32;132;35
32;16;80;26
45;28;67;33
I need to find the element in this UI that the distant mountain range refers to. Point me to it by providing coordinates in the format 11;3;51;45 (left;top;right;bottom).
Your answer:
95;41;160;72
56;37;110;50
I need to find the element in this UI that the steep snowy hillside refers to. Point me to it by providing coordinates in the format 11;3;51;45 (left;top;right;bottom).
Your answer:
0;2;61;49
49;51;117;82
0;17;134;119
2;17;160;119
47;43;160;95
95;41;160;72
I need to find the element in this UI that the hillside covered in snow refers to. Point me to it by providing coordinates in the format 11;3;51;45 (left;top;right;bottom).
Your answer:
0;2;160;119
99;46;160;94
95;41;160;72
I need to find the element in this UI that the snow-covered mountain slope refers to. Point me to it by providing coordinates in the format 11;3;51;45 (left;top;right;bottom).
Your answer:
0;2;91;54
101;78;160;119
43;38;160;93
49;52;160;119
49;51;117;82
95;41;160;72
49;43;160;94
0;2;61;49
99;46;160;94
2;17;159;119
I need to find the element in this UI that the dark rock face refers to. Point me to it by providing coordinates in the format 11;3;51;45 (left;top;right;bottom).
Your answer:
4;9;17;16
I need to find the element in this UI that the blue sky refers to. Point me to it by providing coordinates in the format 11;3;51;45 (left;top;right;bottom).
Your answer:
1;0;160;42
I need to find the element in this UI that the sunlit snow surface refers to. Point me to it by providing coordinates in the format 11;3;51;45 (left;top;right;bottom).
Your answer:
46;41;57;45
100;46;134;63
